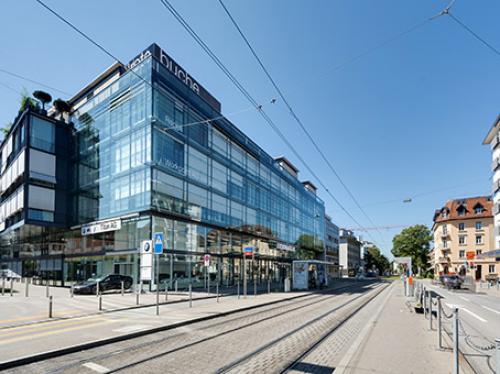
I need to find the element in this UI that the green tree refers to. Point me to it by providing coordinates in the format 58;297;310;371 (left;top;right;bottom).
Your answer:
19;88;37;112
295;234;323;260
391;224;432;275
364;246;391;275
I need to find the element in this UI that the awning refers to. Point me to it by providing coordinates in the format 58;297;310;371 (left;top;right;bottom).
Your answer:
476;249;500;259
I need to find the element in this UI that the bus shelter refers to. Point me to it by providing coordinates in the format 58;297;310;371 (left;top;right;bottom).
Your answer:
292;260;341;290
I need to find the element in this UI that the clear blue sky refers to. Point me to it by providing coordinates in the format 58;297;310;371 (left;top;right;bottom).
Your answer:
1;0;499;258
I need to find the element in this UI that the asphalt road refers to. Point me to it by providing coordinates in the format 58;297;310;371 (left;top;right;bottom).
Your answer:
3;281;386;374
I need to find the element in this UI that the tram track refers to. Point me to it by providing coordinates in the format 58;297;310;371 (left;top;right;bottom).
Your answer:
10;281;374;374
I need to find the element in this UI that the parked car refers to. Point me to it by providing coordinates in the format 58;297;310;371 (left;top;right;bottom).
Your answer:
442;275;462;289
73;274;133;295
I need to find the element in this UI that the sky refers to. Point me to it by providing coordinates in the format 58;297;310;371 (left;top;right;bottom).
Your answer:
1;0;499;258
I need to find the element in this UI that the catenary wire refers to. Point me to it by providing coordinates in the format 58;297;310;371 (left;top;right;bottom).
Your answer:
0;67;71;96
34;0;381;247
0;81;22;95
218;0;412;247
158;0;383;247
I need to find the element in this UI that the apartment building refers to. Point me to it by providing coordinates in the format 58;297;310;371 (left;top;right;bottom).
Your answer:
432;196;498;281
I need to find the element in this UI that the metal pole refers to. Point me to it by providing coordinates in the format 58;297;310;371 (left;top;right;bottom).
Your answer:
70;284;74;298
429;291;433;330
237;281;240;299
189;283;192;308
121;280;124;296
165;284;169;301
99;293;102;311
156;255;160;316
254;277;257;297
10;278;13;297
1;277;4;296
453;308;459;374
268;278;271;294
423;287;427;318
495;338;500;374
207;274;210;296
243;257;247;299
136;283;140;306
175;280;178;293
25;278;29;297
216;282;219;303
46;279;49;298
437;297;443;349
96;281;100;297
49;295;53;318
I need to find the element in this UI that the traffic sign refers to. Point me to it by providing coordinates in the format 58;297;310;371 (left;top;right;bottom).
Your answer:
204;254;211;267
244;246;253;257
153;232;164;254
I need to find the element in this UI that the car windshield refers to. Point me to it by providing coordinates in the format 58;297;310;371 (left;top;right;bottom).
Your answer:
85;276;105;283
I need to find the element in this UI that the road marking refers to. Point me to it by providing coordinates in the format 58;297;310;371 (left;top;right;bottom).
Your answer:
0;320;113;345
82;362;110;373
0;310;81;324
0;315;106;333
459;296;470;302
445;303;487;322
482;306;500;315
0;318;107;339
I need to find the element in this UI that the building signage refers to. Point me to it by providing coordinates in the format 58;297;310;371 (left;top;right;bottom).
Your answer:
244;246;253;257
140;240;153;281
466;251;475;260
127;43;221;112
81;219;121;236
153;232;164;254
277;243;296;252
293;262;308;290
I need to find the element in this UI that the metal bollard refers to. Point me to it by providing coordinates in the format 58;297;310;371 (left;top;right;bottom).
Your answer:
10;278;13;297
437;297;443;349
175;280;178;293
254;278;257;297
165;284;169;301
189;284;192;308
268;279;271;294
423;287;427;318
429;291;433;330
121;280;124;296
49;295;53;318
207;277;210;296
495;339;500;374
70;284;74;298
237;281;240;299
46;280;50;298
25;278;29;297
216;283;219;303
98;293;102;311
96;282;100;297
1;277;5;296
453;308;459;374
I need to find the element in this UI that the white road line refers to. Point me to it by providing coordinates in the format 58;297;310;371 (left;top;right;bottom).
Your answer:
482;305;500;315
461;308;488;323
459;296;470;302
82;362;110;373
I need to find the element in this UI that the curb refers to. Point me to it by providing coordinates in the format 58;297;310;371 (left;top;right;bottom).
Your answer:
0;281;364;370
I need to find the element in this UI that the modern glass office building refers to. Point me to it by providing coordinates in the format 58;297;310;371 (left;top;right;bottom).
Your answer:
0;43;325;288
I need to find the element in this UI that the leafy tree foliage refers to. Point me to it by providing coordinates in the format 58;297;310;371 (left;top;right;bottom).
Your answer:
364;246;390;275
391;224;432;274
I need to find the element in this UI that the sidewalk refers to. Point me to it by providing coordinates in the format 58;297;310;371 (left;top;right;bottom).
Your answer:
338;281;453;374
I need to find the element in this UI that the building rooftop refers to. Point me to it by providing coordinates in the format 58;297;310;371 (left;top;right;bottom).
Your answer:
483;114;500;145
433;195;493;223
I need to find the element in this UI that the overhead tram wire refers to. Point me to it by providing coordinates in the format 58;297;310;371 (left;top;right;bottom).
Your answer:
0;81;22;95
158;0;382;247
0;67;71;96
218;0;403;247
34;0;382;246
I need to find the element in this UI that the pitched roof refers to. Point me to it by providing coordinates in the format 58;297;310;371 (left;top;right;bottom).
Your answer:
433;196;493;223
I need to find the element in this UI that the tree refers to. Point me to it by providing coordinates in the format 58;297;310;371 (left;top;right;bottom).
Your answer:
364;246;391;275
33;90;52;111
19;89;37;113
295;234;323;260
391;224;432;275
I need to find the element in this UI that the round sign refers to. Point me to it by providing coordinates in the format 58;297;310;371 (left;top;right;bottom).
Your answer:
143;242;151;252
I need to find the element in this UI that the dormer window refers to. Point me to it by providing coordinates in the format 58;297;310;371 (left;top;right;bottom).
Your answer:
457;207;466;216
442;210;449;219
474;204;484;214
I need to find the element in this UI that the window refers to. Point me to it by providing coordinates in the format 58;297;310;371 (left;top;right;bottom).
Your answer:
153;130;184;174
442;225;447;235
459;250;465;258
475;235;483;245
459;236;466;245
474;205;484;214
443;239;448;248
475;221;482;230
30;117;55;153
476;249;482;255
442;210;448;219
458;223;465;231
489;265;496;273
27;208;54;222
187;147;208;184
457;208;465;216
212;129;227;156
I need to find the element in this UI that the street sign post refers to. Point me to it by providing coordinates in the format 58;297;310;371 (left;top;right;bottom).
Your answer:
154;232;164;255
153;232;163;314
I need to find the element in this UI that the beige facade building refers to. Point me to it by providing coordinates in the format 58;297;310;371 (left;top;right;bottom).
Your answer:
432;196;498;282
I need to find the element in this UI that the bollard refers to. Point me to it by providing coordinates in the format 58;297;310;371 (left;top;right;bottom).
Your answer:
121;280;124;296
497;280;499;291
189;284;192;308
70;284;74;298
453;308;459;374
96;282;100;297
98;293;102;311
46;280;49;298
423;287;427;318
437;297;443;349
156;284;160;316
10;278;13;297
1;277;4;296
268;279;271;294
429;291;433;330
165;284;169;301
25;278;29;297
254;278;257;297
237;281;240;299
207;277;210;296
49;295;53;318
216;283;219;303
494;338;500;374
175;280;178;293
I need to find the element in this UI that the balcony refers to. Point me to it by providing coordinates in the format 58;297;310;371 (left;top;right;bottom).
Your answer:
492;158;500;172
440;232;450;239
493;180;500;194
438;257;450;264
492;134;500;150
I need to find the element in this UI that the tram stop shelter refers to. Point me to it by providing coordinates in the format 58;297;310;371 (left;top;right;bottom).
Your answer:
292;260;341;290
